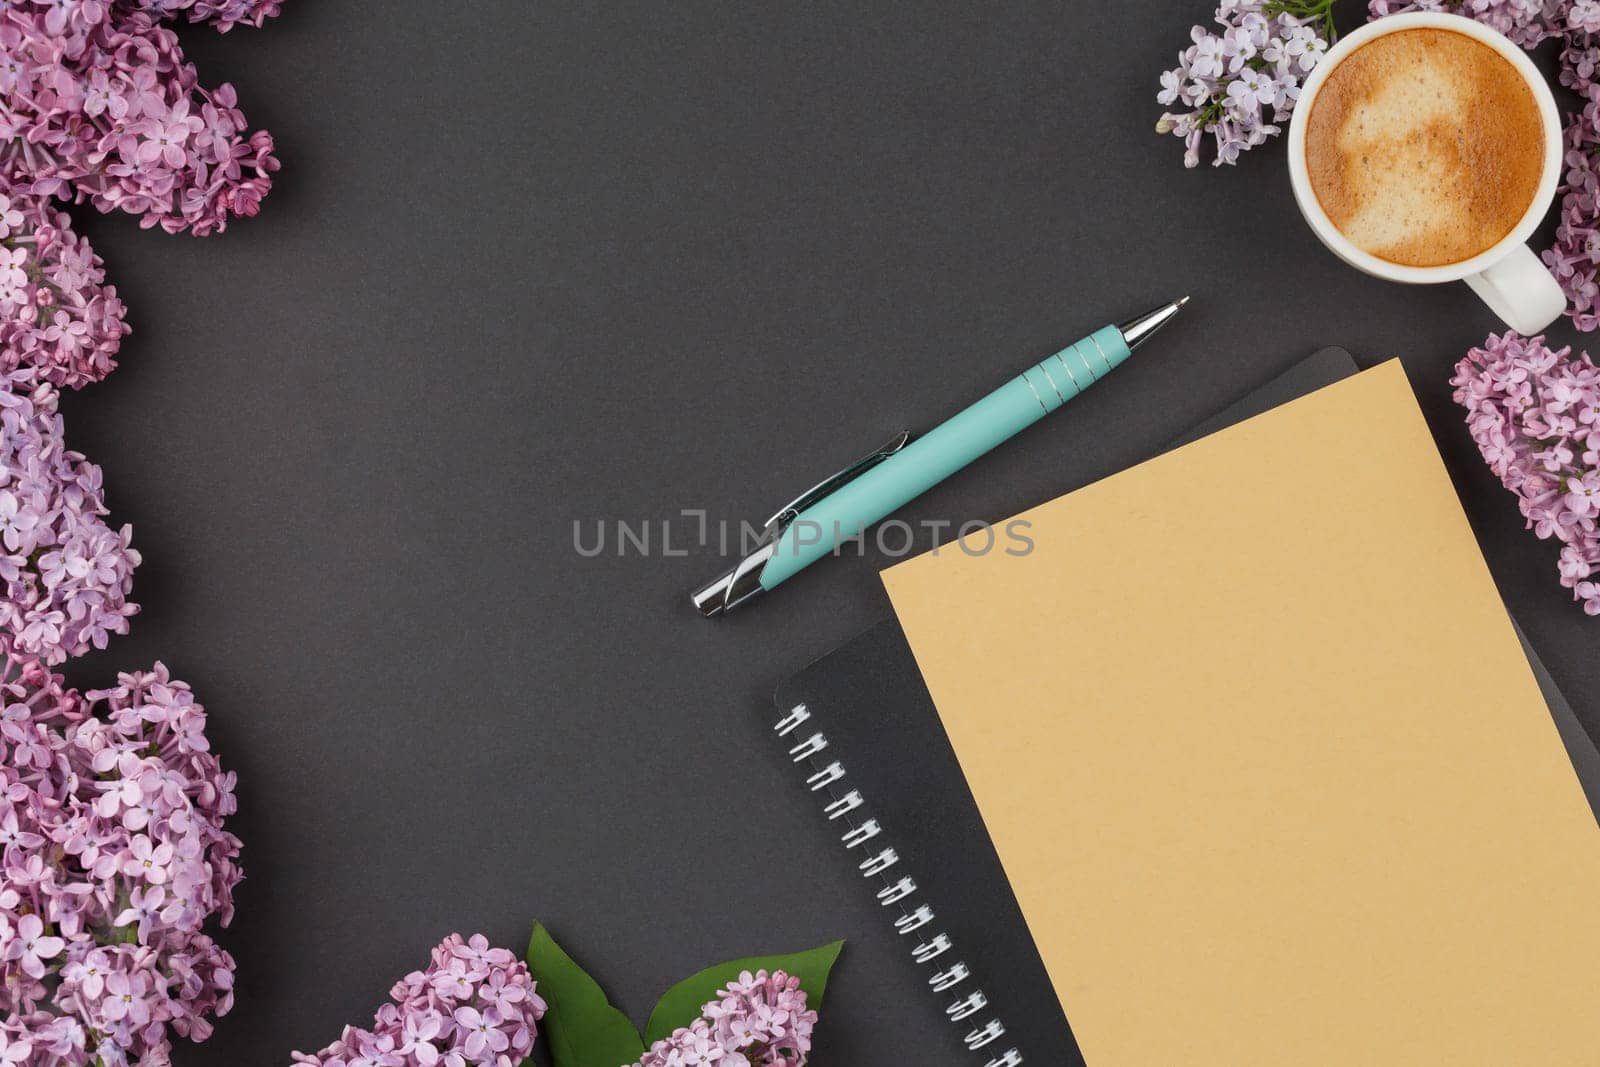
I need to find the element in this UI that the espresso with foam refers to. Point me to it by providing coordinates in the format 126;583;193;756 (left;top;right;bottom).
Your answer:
1304;28;1544;268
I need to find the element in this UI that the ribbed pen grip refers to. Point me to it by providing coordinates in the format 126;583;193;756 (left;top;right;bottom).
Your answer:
1015;325;1130;414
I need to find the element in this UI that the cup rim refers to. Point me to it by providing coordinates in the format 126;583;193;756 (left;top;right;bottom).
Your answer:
1286;11;1564;284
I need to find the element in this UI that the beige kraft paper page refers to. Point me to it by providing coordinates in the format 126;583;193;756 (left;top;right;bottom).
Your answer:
881;360;1600;1065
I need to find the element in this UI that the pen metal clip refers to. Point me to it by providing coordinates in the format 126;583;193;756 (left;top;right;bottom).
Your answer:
763;430;912;534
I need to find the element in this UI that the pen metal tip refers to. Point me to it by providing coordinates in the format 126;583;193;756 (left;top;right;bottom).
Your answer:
1118;297;1189;352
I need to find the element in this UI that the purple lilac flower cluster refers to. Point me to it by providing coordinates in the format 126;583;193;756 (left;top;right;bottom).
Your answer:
1549;98;1600;329
0;4;264;1060
0;369;139;664
1156;0;1335;167
0;653;241;1064
1549;13;1600;331
291;933;547;1067
0;0;280;237
635;969;818;1067
122;0;283;33
1367;1;1600;327
1452;332;1600;614
1368;0;1577;45
0;0;283;387
0;188;128;389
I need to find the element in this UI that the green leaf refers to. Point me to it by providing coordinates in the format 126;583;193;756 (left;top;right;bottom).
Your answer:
642;940;845;1046
526;922;646;1067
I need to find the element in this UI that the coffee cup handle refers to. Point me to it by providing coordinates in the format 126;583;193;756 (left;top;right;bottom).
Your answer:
1463;244;1567;335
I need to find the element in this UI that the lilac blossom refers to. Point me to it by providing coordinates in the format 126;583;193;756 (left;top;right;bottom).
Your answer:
1156;0;1335;167
1364;0;1600;47
1367;0;1563;46
1547;99;1600;329
291;933;546;1067
1452;332;1600;615
1548;26;1600;331
120;0;283;33
0;1;281;236
0;187;128;389
0;653;241;1063
0;369;139;663
634;969;819;1067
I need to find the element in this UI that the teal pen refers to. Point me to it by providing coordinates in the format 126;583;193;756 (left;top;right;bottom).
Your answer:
690;297;1189;616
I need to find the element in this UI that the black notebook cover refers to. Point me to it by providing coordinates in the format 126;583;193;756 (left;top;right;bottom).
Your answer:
772;348;1600;1066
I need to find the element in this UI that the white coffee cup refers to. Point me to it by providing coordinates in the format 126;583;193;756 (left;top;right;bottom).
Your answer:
1287;12;1565;335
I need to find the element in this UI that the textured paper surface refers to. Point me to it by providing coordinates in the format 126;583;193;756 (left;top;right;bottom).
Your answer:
882;361;1600;1065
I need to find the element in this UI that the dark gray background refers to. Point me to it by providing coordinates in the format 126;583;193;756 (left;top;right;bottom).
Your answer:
47;2;1596;1063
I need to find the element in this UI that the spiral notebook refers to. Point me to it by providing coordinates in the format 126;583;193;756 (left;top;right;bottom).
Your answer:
772;349;1600;1066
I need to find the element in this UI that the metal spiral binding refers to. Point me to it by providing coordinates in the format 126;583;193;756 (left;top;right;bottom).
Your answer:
776;703;1021;1067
